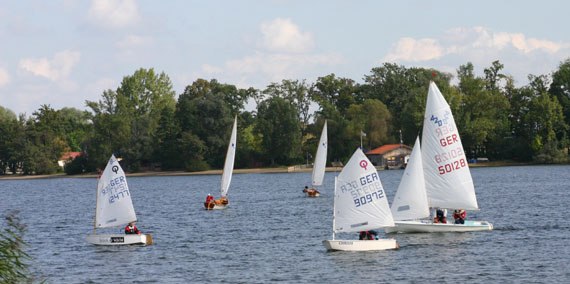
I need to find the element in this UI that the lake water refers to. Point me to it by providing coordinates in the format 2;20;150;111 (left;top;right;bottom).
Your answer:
1;165;569;283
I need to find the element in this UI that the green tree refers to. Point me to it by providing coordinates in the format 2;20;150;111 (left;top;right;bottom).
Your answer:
255;96;302;165
263;79;313;136
346;99;392;150
0;107;24;174
524;75;568;162
176;79;235;169
457;62;510;159
311;74;360;116
86;68;176;171
363;63;453;145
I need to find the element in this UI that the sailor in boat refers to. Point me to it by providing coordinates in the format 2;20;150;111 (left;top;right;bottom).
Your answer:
204;193;214;207
214;196;229;205
125;222;141;235
302;186;320;196
359;230;379;240
433;208;448;224
453;209;466;224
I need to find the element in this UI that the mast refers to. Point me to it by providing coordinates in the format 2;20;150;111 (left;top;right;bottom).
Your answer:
331;177;337;240
93;174;99;234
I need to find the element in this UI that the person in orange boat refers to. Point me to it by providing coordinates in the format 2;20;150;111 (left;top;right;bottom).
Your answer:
303;186;318;195
214;196;229;205
205;194;214;204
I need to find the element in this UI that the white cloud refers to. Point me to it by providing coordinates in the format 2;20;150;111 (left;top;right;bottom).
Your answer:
18;50;81;82
201;64;223;74
385;27;568;64
259;18;315;53
382;27;570;84
0;68;10;87
383;37;444;62
116;34;153;49
193;18;342;89
448;27;564;54
204;52;343;87
88;0;139;29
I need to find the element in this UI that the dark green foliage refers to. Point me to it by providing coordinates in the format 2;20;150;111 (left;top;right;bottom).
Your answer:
0;211;39;283
63;154;91;175
1;59;570;175
255;96;302;166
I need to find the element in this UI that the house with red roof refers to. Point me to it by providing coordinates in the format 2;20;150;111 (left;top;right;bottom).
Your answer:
58;152;82;168
365;144;412;169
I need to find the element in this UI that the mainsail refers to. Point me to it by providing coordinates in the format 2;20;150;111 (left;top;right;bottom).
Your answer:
390;137;430;221
220;116;237;197
95;155;137;228
333;148;394;233
311;120;328;187
421;81;479;210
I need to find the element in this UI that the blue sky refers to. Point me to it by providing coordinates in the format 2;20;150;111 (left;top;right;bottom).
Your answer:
1;0;569;116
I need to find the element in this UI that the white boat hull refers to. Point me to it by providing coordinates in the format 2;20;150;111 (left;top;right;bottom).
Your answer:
86;234;153;246
322;239;399;251
384;220;493;233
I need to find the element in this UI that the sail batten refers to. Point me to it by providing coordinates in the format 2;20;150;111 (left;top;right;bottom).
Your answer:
421;81;479;210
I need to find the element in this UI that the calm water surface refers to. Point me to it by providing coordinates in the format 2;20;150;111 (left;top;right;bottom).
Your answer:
1;165;569;283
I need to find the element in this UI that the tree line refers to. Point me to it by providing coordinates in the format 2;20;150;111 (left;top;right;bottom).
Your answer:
1;59;569;175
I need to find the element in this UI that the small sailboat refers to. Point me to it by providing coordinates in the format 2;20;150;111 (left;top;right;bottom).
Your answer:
205;116;237;210
303;120;327;197
322;148;398;251
385;81;492;233
86;155;153;245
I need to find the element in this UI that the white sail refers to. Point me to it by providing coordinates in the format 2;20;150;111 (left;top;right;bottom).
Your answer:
421;81;478;210
391;136;430;221
220;116;237;197
95;155;137;228
333;148;394;233
311;120;328;187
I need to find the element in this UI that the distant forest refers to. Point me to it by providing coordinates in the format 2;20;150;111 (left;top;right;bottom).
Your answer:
1;59;569;175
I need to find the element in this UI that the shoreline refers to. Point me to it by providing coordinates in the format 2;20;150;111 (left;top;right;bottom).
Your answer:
0;161;543;180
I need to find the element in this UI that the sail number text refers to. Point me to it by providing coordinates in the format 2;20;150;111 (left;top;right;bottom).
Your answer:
101;176;130;204
339;172;386;208
438;158;467;175
434;146;464;163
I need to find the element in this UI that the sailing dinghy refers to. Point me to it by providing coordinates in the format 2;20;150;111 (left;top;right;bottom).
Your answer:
385;81;492;233
303;120;327;197
205;116;237;210
323;148;398;251
86;155;153;245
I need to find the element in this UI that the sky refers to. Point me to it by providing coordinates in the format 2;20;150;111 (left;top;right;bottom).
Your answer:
1;0;570;116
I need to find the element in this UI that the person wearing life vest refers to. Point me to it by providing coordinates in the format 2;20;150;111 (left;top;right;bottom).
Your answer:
453;209;466;224
205;194;214;204
125;222;140;235
359;230;379;240
433;208;447;224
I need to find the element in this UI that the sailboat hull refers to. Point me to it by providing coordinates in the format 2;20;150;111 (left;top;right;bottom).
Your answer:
304;190;320;197
86;234;153;246
322;239;399;251
204;199;229;210
205;204;228;210
384;220;493;233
